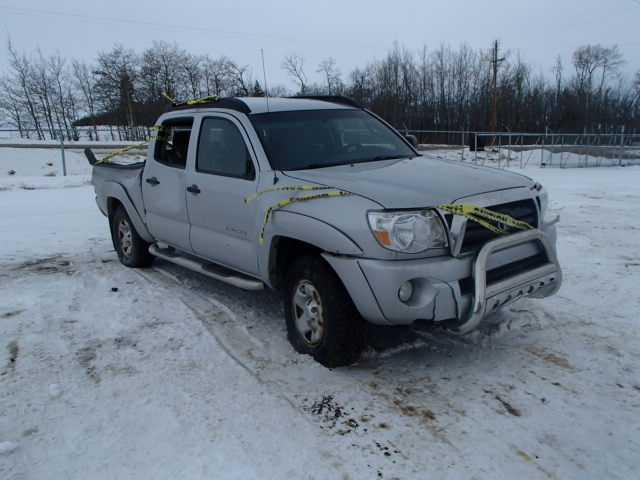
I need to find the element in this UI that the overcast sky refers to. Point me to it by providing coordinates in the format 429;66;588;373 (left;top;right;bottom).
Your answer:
1;0;639;89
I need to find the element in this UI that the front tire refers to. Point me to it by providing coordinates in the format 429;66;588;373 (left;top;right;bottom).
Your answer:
111;206;153;268
284;256;367;368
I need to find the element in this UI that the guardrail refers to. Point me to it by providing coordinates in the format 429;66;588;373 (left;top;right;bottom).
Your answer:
0;138;146;176
0;126;152;142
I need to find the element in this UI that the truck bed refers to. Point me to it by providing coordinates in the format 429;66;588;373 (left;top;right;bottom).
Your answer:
90;158;146;223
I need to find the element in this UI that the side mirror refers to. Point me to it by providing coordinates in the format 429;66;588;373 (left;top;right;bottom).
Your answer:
405;134;418;148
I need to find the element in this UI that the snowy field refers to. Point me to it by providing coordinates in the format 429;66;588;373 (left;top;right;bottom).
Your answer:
1;149;640;479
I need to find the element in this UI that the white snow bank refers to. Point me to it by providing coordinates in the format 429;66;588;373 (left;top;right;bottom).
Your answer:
0;441;19;455
0;147;91;177
0;174;90;191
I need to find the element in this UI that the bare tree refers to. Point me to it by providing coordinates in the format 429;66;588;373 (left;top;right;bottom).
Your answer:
228;62;251;96
139;41;187;102
552;55;563;104
317;57;341;94
0;77;27;136
202;56;235;96
182;53;203;98
94;45;139;134
572;44;623;94
72;60;99;139
597;45;624;94
282;54;307;94
633;71;640;107
2;39;639;138
48;53;75;139
6;40;44;139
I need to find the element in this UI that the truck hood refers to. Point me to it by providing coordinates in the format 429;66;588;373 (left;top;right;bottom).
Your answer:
283;156;533;208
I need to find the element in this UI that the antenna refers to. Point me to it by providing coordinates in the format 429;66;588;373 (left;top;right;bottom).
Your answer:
261;48;270;112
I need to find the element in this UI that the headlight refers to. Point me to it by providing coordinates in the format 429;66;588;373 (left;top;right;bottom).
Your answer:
367;210;448;253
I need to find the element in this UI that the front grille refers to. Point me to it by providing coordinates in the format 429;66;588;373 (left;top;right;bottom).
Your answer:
459;253;548;296
461;199;538;252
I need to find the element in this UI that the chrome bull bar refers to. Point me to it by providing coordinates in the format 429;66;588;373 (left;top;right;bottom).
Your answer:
451;229;562;334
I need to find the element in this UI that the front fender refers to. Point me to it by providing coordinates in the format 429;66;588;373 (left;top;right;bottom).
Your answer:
259;210;363;286
99;181;154;243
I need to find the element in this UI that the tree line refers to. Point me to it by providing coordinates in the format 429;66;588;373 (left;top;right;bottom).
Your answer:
1;40;639;141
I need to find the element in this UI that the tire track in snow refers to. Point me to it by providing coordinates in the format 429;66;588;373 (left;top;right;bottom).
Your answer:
134;267;316;424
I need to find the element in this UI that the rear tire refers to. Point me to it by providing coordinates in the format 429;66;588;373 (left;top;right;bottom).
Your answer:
284;256;367;368
111;205;153;268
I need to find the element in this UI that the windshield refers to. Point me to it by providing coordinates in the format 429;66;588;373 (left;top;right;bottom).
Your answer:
250;109;416;171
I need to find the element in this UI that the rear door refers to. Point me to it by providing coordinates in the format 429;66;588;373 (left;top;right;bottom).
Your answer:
185;114;260;275
142;117;194;251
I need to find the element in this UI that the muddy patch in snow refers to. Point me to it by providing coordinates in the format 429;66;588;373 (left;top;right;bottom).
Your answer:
75;341;101;383
303;395;363;435
526;346;574;371
0;309;25;319
494;394;523;417
10;255;74;276
5;340;19;370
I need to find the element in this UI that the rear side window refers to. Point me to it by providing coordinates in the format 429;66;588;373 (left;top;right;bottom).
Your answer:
154;117;193;169
197;117;255;179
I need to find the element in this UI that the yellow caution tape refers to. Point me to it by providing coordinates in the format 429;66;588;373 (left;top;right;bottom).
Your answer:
248;185;531;244
438;203;533;234
245;184;335;204
93;126;166;165
163;92;220;107
95;143;148;165
257;190;351;244
162;92;177;103
183;95;219;106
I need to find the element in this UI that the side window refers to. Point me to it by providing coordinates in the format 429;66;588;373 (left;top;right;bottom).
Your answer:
197;117;255;179
154;117;194;169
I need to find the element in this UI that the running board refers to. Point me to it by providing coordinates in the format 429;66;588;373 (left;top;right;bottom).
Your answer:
148;245;264;291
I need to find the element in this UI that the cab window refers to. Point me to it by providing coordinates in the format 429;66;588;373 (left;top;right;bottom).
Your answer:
196;117;255;179
154;117;193;169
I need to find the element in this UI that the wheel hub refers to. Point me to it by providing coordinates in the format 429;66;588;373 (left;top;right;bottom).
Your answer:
117;218;133;257
292;280;325;346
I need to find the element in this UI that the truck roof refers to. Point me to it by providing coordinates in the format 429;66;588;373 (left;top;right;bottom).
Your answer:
168;96;359;116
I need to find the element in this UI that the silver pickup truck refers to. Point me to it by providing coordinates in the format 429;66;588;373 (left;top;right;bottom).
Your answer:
89;96;562;367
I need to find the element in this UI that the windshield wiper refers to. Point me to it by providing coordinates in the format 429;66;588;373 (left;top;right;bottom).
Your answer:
369;154;415;161
295;160;350;170
289;154;415;171
348;154;415;164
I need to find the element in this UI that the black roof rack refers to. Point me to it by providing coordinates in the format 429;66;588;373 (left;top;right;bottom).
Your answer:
169;97;251;114
291;96;363;109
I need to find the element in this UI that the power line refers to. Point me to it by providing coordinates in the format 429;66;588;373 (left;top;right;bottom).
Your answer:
0;4;383;51
0;5;301;44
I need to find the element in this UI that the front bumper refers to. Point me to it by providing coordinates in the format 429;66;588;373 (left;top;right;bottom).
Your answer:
323;222;562;329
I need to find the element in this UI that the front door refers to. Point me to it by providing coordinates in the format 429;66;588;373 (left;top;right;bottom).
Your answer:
142;117;194;251
186;114;259;275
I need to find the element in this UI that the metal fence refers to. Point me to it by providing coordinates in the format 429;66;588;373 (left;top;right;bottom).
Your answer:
406;130;640;167
3;126;639;176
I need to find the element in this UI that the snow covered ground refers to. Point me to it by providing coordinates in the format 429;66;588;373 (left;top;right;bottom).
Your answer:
0;147;90;178
1;152;639;479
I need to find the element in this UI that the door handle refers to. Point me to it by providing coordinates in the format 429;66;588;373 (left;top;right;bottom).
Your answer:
145;177;160;186
186;184;201;194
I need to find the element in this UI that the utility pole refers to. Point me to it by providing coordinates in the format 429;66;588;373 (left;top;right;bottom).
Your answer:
489;40;506;133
